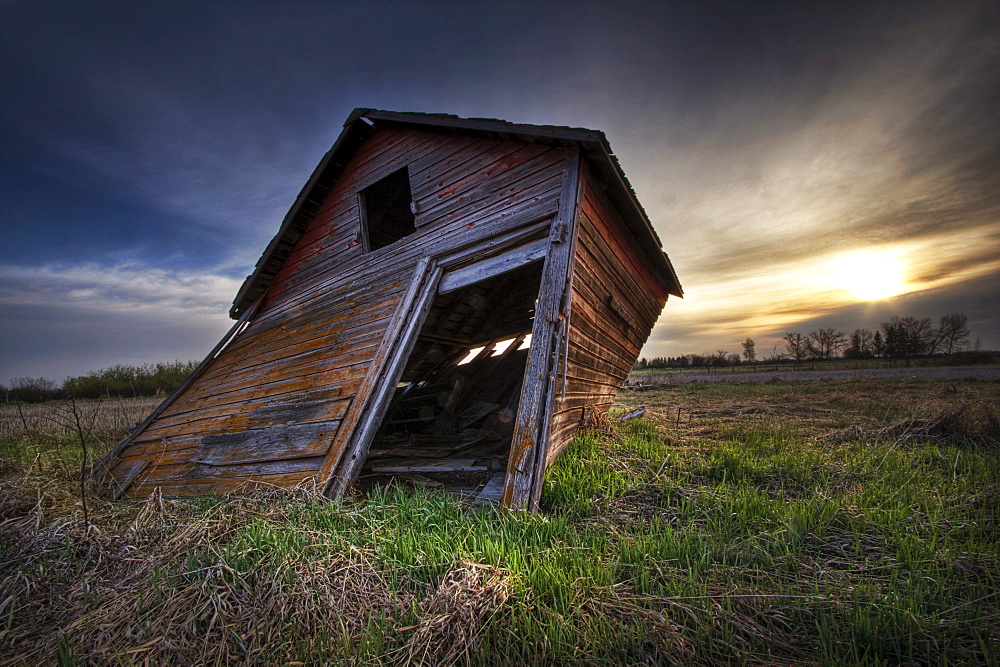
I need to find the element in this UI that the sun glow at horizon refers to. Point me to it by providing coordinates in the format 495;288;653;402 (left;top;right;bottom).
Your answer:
832;249;909;301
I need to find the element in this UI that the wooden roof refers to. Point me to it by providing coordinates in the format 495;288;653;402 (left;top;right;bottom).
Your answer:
231;109;683;318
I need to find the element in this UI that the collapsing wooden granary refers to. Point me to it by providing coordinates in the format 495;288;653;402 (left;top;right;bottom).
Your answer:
98;109;682;509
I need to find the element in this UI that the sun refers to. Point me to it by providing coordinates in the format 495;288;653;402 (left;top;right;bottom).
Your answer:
832;250;909;301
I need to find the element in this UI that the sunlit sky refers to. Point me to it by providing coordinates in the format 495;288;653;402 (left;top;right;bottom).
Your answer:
1;0;998;382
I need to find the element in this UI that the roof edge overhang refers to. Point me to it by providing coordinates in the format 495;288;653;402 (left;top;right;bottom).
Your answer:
231;109;682;318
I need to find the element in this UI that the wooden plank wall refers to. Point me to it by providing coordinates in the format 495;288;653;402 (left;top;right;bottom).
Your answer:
109;126;566;497
546;171;671;467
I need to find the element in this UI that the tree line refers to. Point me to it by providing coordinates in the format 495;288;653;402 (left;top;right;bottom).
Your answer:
780;313;972;361
637;312;979;370
2;361;199;403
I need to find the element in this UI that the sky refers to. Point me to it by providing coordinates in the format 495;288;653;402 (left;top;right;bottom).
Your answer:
1;0;998;383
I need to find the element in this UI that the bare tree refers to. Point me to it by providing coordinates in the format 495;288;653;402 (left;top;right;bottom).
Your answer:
762;345;787;363
808;328;847;360
44;398;103;532
9;377;59;402
937;312;971;355
784;333;807;362
916;317;938;355
845;328;875;359
881;316;936;358
857;328;874;355
741;338;757;364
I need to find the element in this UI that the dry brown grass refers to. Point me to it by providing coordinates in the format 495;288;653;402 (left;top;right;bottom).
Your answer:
0;396;160;440
403;561;512;665
2;383;998;664
824;399;1000;447
614;377;1000;443
0;475;398;665
0;458;524;665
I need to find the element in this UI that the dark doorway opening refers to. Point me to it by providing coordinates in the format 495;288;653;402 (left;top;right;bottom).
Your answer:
357;259;544;504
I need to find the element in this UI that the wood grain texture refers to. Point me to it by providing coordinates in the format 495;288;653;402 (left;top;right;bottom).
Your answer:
111;126;566;498
544;171;672;467
438;238;548;294
321;259;443;496
109;122;673;506
502;149;582;509
110;459;149;500
192;421;341;466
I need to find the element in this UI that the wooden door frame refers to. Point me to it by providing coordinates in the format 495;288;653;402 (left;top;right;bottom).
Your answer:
321;257;443;497
321;150;583;506
503;149;583;509
320;226;558;499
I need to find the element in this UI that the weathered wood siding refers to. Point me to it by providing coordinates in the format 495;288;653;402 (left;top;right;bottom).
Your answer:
109;126;567;497
546;170;671;466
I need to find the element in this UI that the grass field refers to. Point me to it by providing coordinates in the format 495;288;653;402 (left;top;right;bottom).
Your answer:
628;355;999;385
1;378;998;664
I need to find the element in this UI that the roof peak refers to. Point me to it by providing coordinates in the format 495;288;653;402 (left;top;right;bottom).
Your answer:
349;108;607;139
230;108;681;317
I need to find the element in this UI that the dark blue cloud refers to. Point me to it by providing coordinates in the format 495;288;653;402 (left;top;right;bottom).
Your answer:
0;136;233;269
1;0;998;380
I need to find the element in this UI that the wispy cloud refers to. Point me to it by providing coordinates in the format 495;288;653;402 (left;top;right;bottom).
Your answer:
0;262;242;315
635;4;998;278
619;4;1000;356
1;1;996;378
0;261;240;381
647;224;1000;356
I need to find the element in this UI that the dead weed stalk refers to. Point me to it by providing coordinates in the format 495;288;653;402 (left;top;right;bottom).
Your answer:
0;477;398;665
403;561;512;666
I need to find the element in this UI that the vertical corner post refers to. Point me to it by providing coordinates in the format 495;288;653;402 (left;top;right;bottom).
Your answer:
502;148;584;509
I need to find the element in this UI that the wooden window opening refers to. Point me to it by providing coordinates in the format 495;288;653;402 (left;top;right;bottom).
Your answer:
359;167;417;251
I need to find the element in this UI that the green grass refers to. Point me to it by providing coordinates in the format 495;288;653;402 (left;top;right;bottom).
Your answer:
1;382;998;664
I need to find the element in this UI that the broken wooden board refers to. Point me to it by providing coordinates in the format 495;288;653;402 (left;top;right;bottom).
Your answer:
614;406;646;423
366;447;454;459
400;473;444;489
369;458;499;474
472;472;505;506
191;421;339;466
